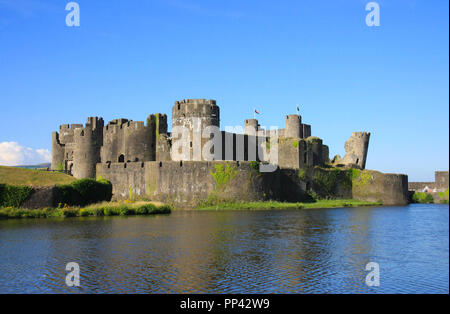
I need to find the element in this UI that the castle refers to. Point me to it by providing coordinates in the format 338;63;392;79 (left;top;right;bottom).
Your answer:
52;98;370;176
51;99;406;207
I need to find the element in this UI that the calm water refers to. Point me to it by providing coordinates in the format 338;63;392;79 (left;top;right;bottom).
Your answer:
0;204;448;294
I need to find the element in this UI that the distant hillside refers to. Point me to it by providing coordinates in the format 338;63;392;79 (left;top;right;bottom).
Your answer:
0;166;75;187
14;163;51;169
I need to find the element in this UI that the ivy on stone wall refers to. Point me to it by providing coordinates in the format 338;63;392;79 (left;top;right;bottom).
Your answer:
313;167;352;197
147;114;161;142
155;114;160;141
210;163;238;191
351;169;373;189
298;168;307;181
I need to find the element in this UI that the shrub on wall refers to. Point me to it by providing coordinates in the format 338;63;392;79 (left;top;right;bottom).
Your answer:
56;184;80;206
298;168;307;181
249;161;260;172
313;168;352;198
0;184;33;207
57;178;112;206
0;179;112;208
411;192;434;204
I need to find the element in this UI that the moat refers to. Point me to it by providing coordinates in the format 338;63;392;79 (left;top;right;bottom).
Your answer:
0;204;448;294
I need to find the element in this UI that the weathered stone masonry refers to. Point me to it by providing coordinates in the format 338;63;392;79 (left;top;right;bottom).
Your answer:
53;98;409;206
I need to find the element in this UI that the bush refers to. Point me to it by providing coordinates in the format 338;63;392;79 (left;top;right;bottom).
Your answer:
79;208;92;217
56;184;80;206
412;192;434;204
0;201;172;220
71;178;112;205
62;208;78;217
0;184;33;207
438;189;449;199
136;204;155;215
56;178;112;206
153;205;173;214
249;161;260;172
119;206;132;216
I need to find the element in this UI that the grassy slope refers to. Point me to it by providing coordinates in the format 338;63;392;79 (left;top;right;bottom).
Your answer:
196;199;382;210
0;201;172;219
0;166;75;186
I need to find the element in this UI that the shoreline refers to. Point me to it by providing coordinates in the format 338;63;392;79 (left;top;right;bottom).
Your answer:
2;200;447;220
193;199;382;211
0;201;172;220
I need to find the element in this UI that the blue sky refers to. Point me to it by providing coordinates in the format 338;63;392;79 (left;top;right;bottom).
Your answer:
0;0;448;181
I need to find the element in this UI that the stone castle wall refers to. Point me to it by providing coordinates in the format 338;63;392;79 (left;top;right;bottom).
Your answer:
409;171;449;192
50;98;411;207
96;161;410;207
102;120;154;164
351;171;409;205
52;99;329;177
408;182;436;191
435;171;449;190
97;161;280;207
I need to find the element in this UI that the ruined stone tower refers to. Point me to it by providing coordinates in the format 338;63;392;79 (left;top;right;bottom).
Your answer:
72;117;104;179
51;132;65;171
336;132;371;169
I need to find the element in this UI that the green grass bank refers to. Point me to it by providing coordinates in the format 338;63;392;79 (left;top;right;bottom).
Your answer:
0;166;75;186
0;201;172;219
195;199;382;211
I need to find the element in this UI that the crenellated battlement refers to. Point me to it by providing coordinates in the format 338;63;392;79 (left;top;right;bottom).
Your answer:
352;132;371;139
175;99;217;106
51;97;344;180
86;117;104;130
59;124;83;131
105;120;149;133
173;99;220;120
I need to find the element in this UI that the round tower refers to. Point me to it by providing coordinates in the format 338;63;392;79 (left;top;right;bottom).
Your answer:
244;119;259;136
51;132;64;171
285;114;301;138
72;117;104;179
349;132;370;169
172;99;219;130
123;121;154;162
172;99;219;160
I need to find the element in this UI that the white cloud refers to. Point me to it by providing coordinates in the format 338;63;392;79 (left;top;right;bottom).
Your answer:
0;142;51;166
